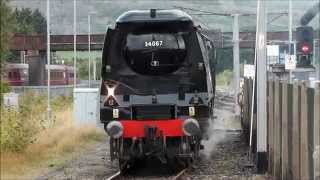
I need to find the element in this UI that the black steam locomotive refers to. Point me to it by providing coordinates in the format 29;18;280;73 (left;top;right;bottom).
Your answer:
100;9;215;169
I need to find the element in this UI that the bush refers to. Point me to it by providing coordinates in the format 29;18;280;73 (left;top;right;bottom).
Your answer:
0;92;72;152
0;108;38;151
0;82;11;103
1;92;105;179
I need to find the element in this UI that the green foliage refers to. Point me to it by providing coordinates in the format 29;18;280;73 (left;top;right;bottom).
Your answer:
214;48;254;88
215;48;233;74
0;0;16;66
0;92;72;152
215;48;255;74
0;81;11;103
55;51;102;80
240;48;255;65
74;58;102;80
0;81;10;93
0;0;14;102
216;69;233;87
51;95;72;112
1;93;45;152
15;8;46;34
30;9;46;33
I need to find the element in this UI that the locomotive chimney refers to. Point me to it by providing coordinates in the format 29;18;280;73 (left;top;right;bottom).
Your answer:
150;9;156;18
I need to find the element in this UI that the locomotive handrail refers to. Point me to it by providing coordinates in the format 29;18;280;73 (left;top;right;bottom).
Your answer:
199;31;215;43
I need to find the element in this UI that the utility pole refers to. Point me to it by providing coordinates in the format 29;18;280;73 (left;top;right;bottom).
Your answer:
232;14;240;115
73;0;77;87
46;0;51;123
256;0;268;173
88;14;91;88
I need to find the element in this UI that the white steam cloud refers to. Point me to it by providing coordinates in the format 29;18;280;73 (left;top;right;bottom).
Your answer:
201;116;227;158
201;96;241;158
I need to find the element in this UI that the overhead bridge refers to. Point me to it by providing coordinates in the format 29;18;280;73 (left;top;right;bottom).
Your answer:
11;31;320;52
11;34;105;51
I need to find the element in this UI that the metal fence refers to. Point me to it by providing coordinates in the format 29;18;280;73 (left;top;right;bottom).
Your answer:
11;80;101;96
241;78;320;180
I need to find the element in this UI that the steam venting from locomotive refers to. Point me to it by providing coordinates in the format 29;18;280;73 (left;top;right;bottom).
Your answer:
201;117;227;158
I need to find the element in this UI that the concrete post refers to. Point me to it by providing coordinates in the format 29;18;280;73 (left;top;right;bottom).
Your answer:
233;14;240;116
256;0;268;173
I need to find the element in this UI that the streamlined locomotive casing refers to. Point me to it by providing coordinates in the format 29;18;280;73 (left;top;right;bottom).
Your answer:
100;9;215;168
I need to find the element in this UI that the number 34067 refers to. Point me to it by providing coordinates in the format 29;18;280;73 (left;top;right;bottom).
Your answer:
145;41;163;47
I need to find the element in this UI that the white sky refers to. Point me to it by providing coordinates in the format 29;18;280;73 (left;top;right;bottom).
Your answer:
10;0;320;34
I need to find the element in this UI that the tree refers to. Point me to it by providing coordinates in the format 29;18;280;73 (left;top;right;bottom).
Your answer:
0;0;16;66
0;0;15;96
70;57;102;80
15;8;33;34
15;8;46;34
31;9;46;34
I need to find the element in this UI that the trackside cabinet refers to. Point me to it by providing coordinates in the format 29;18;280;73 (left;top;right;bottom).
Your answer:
73;88;99;125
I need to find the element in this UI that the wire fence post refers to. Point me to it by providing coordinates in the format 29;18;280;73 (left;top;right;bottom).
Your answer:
46;0;51;125
88;14;91;88
73;0;77;88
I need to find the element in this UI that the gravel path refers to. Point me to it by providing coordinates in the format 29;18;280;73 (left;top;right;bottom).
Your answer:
185;91;268;179
37;91;268;180
36;142;118;180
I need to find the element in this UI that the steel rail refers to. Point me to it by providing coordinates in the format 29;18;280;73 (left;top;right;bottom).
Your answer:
105;171;121;180
172;168;188;180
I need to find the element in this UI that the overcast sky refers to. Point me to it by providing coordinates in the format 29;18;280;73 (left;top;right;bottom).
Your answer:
10;0;320;34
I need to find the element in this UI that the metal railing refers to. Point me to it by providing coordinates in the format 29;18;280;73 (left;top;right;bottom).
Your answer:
10;80;101;96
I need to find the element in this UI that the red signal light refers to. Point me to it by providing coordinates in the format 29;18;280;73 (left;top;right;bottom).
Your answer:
301;44;310;54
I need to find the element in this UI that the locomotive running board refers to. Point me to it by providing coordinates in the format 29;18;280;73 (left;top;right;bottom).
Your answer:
176;154;193;158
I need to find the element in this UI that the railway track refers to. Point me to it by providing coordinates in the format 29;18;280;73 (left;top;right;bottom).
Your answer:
172;168;188;180
105;171;121;180
105;168;188;180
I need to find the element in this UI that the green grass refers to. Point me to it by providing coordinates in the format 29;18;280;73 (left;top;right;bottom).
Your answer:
216;69;233;88
55;51;102;62
0;93;105;179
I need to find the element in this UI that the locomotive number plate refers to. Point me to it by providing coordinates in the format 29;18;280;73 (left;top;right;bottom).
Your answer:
145;40;163;47
189;106;195;116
